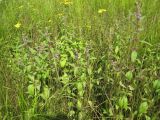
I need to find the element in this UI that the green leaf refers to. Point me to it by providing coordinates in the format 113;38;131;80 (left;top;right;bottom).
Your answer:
28;75;34;81
97;67;102;74
78;91;84;97
153;80;160;90
69;110;75;116
125;71;133;81
102;109;107;114
60;58;67;68
115;46;119;54
119;96;128;110
77;82;83;91
29;48;36;54
50;48;54;53
26;108;35;118
109;108;113;116
139;102;148;115
69;50;75;59
145;115;151;120
28;84;35;96
74;67;79;76
41;86;50;100
77;82;84;97
131;51;138;62
77;100;82;110
61;73;69;84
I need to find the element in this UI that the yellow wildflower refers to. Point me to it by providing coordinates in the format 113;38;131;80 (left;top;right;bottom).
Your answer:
14;22;21;29
98;9;107;14
63;0;72;5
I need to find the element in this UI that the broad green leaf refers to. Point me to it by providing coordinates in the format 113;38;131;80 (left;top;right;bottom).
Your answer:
67;88;71;94
153;80;160;90
80;73;86;80
131;51;138;62
78;112;83;120
97;67;102;74
145;115;151;120
68;102;74;107
60;58;67;67
78;91;84;97
139;102;148;114
61;73;69;84
74;67;79;76
28;84;34;96
26;108;35;119
103;109;107;114
28;75;34;81
77;100;82;110
125;71;133;81
77;82;83;91
69;50;75;59
119;96;128;110
109;108;113;116
115;46;119;54
50;48;54;53
41;86;50;100
69;110;75;116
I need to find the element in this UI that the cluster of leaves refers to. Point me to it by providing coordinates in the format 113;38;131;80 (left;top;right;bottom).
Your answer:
9;29;96;119
1;0;160;120
10;38;52;119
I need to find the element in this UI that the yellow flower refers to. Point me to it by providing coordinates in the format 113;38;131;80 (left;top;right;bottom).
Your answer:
63;0;72;5
14;22;21;29
98;9;107;14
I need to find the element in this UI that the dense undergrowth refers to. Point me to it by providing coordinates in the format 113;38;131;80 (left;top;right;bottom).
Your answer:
0;0;160;120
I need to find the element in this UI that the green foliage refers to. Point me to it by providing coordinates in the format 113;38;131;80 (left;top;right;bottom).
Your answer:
153;80;160;90
139;102;149;115
118;96;128;110
0;0;160;119
125;71;133;81
28;84;35;96
131;51;138;63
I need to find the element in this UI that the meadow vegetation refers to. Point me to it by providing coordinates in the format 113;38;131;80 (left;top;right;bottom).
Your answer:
0;0;160;119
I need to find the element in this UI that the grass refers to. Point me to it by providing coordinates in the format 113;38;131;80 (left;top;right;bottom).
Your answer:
0;0;160;119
